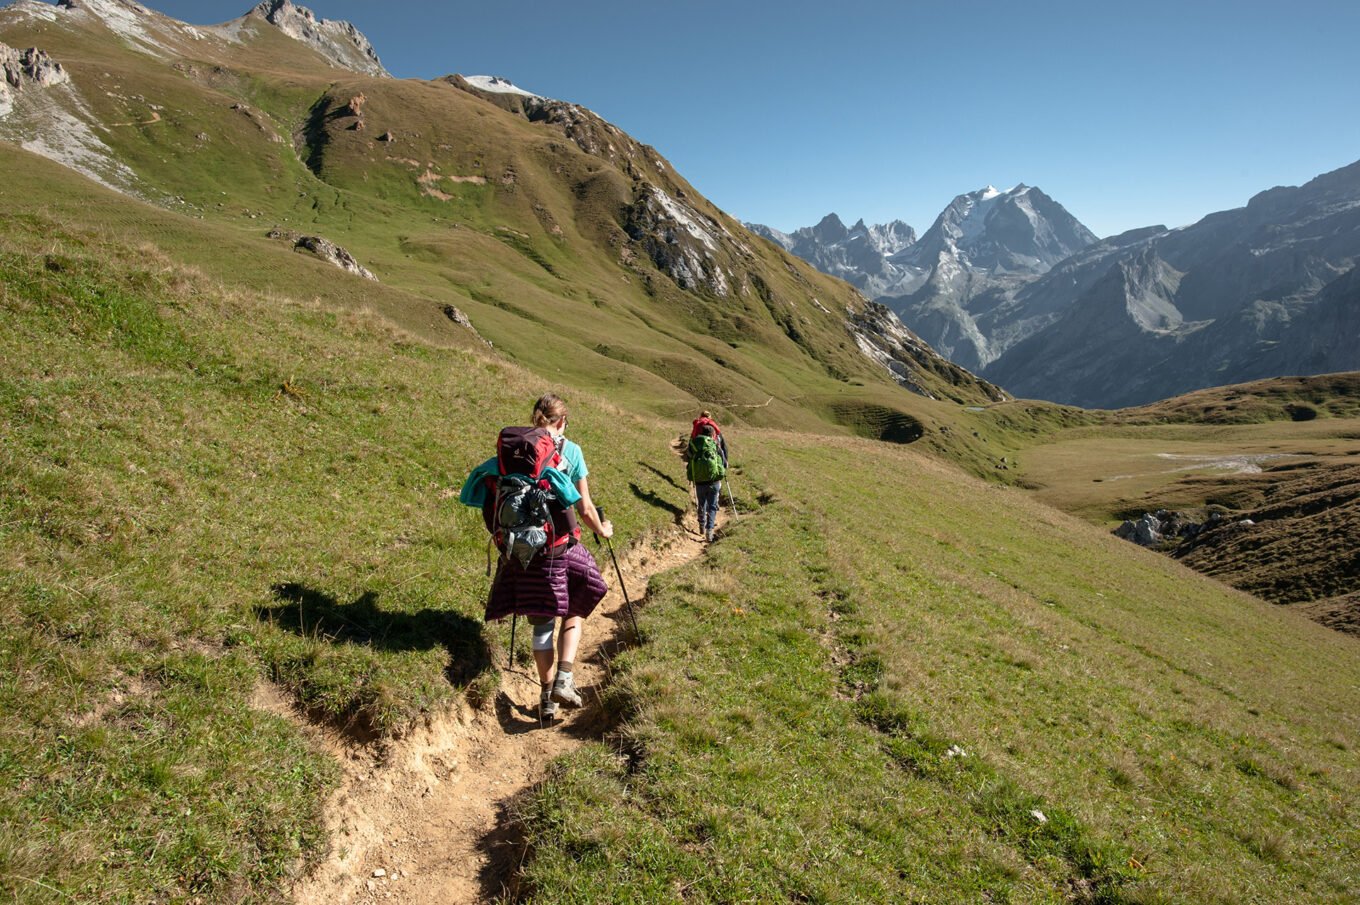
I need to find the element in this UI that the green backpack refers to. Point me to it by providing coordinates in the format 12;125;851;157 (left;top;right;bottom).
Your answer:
688;435;726;483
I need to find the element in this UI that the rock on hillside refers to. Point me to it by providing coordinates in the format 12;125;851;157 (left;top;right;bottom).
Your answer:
1;41;68;116
266;228;378;281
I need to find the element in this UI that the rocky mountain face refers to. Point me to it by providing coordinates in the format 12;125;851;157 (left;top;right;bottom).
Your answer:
749;185;1099;372
247;0;387;78
983;160;1360;407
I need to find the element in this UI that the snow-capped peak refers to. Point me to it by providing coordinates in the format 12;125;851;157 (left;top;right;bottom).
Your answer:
463;75;540;98
979;185;1000;199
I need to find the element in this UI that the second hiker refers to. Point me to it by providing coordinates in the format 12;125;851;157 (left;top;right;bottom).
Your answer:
687;421;727;543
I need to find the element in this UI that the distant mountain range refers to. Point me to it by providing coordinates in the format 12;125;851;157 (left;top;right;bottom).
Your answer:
747;185;1098;372
750;165;1360;408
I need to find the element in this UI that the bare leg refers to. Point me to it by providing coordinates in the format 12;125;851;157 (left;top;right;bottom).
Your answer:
532;649;554;685
557;616;583;668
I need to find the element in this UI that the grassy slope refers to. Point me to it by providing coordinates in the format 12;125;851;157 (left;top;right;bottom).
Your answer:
523;438;1360;904
2;168;1358;903
0;210;684;901
1005;378;1360;620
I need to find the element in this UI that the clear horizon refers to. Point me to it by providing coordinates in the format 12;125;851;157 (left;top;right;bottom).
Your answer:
31;0;1360;238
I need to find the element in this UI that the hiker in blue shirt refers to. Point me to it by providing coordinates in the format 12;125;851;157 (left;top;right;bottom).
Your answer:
462;394;613;721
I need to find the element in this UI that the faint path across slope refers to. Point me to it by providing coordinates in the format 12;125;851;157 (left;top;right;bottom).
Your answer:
286;506;721;905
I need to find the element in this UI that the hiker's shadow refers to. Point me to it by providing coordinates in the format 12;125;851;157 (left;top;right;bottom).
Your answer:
260;582;490;686
628;481;684;518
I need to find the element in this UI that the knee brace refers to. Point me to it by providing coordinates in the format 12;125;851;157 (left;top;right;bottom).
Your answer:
529;618;556;651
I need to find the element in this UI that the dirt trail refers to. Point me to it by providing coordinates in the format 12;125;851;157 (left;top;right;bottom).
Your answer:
288;506;721;905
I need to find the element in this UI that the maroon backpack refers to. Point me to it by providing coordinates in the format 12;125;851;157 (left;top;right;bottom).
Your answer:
482;427;576;566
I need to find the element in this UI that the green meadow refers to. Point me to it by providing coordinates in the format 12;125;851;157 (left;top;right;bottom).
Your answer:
521;439;1360;904
3;214;1357;902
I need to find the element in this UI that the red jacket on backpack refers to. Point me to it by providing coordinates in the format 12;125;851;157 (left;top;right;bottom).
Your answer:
691;416;722;439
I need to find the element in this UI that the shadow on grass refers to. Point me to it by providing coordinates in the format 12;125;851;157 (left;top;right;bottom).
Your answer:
628;481;685;519
639;461;685;492
261;582;490;686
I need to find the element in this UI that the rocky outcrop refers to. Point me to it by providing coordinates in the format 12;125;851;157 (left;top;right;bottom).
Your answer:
249;1;388;78
1;44;68;89
267;228;377;281
846;299;1008;403
1;43;69;116
624;185;732;297
1114;510;1218;547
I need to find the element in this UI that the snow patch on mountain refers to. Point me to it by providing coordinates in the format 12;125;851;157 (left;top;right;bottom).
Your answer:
463;75;540;98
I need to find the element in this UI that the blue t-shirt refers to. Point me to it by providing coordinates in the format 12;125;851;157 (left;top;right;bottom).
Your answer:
459;457;581;509
559;438;588;485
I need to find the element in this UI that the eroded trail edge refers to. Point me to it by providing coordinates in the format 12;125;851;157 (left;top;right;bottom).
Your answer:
288;515;716;905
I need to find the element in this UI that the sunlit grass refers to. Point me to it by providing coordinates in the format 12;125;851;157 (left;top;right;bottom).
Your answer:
0;215;683;900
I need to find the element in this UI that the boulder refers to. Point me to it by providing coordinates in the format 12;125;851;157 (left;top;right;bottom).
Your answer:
1115;513;1164;546
267;228;377;281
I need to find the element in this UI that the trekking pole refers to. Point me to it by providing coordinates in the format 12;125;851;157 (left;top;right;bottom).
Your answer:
594;506;641;641
507;614;517;670
724;477;739;520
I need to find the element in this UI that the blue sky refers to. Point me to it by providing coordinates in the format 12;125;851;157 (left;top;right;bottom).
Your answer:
118;1;1360;237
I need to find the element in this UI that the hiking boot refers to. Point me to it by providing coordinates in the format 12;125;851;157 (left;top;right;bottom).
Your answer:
539;689;558;722
705;530;714;543
551;671;583;708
